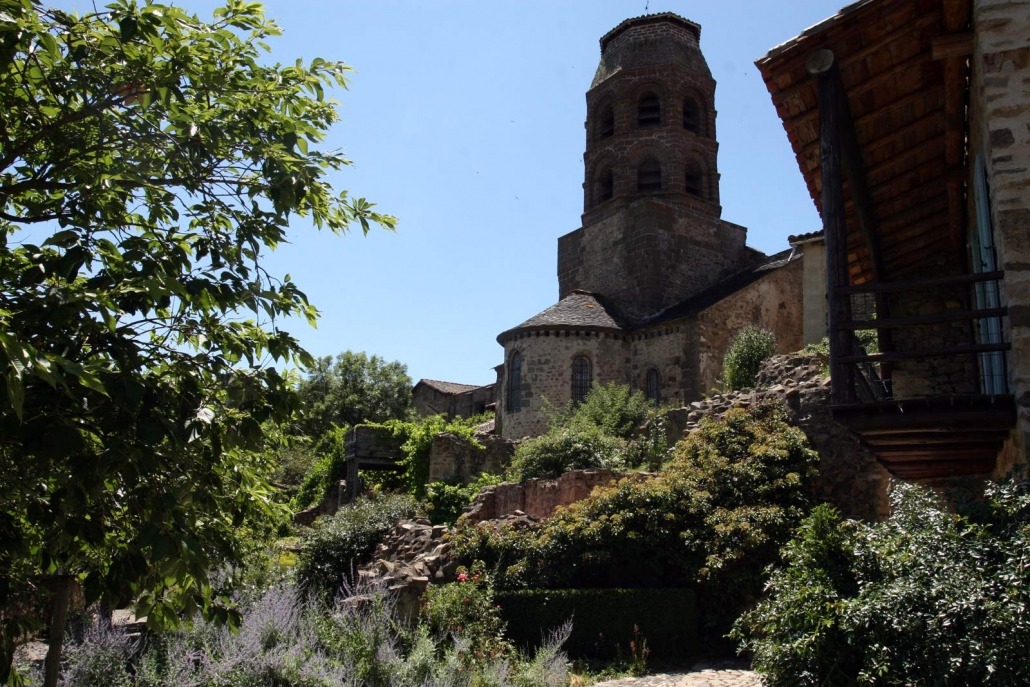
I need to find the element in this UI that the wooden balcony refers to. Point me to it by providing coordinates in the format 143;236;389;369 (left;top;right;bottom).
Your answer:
828;272;1016;480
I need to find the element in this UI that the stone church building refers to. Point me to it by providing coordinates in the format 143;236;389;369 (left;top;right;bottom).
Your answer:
413;13;820;438
492;13;810;439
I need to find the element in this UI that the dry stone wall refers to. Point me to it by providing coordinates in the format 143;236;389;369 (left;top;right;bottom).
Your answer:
680;351;891;521
462;469;653;523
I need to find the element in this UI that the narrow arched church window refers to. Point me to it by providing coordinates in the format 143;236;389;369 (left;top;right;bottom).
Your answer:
638;159;662;193
597;167;614;204
685;160;703;197
683;97;701;134
507;352;522;412
572;355;592;403
637;92;660;127
599;104;615;139
646;368;660;404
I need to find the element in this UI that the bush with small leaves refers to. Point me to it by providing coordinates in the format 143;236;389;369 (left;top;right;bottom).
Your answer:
295;493;416;601
734;477;1030;686
722;325;777;390
424;562;512;668
424;473;504;525
507;424;628;482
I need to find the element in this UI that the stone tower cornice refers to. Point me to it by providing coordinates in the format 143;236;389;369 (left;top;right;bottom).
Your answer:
599;12;701;52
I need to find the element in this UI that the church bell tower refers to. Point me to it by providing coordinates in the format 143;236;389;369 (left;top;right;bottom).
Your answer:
557;14;753;322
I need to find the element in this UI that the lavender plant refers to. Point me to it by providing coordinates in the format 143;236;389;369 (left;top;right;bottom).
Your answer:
44;576;571;687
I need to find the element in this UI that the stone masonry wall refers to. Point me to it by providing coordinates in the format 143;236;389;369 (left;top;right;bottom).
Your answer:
427;431;514;484
500;330;630;439
558;197;749;322
462;469;652;523
692;258;805;397
629;322;694;407
975;0;1030;470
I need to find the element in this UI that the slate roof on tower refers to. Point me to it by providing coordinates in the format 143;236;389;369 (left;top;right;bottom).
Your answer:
496;291;629;343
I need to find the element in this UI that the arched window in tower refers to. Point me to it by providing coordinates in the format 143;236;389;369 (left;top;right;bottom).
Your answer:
596;167;614;205
638;159;662;193
599;103;615;140
507;352;522;412
683;97;701;134
571;355;592;403
637;92;661;127
685;160;703;197
646;368;660;404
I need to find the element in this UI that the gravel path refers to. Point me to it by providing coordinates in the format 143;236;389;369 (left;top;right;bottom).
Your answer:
591;661;763;687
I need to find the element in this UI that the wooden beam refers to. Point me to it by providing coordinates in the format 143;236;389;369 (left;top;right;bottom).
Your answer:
808;48;855;405
806;47;894;385
943;0;972;32
838;341;1011;364
836;270;1004;294
841;306;1007;330
932;33;974;59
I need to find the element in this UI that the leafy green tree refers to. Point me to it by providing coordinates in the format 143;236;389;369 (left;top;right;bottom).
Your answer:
294;350;413;440
722;325;777;390
0;1;395;682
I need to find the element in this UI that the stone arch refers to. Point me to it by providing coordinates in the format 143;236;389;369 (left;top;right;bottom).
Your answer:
627;143;670;195
682;91;706;136
646;367;660;404
595;99;616;142
683;154;711;199
585;153;618;208
634;83;665;128
571;353;593;403
637;157;663;193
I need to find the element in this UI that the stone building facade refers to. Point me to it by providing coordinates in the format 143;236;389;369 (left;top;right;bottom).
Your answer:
971;0;1030;472
495;14;805;439
412;379;494;420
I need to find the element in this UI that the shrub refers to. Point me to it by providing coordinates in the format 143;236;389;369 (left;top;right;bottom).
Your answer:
58;620;136;687
454;400;817;626
295;493;416;601
423;473;504;526
553;382;655;440
507;424;627;482
722;325;776;390
498;588;696;660
734;478;1030;686
368;414;488;499
423;561;512;667
49;575;572;687
291;424;349;511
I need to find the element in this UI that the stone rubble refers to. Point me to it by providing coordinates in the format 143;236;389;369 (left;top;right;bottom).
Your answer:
677;351;890;521
355;517;458;620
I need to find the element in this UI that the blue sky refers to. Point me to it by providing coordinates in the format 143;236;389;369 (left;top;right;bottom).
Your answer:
71;0;849;387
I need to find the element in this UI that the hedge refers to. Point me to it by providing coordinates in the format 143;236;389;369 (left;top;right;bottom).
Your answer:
495;588;698;659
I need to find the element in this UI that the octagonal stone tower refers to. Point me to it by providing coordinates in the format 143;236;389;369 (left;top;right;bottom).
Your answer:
557;13;755;322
